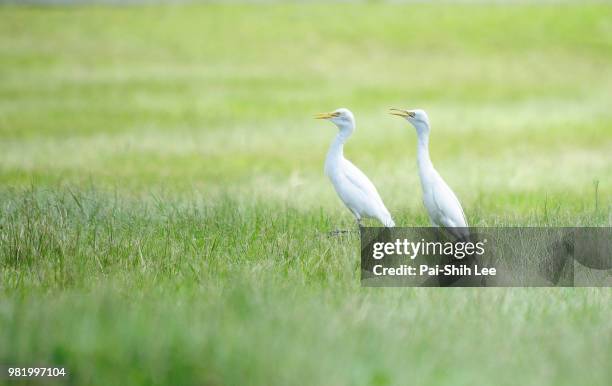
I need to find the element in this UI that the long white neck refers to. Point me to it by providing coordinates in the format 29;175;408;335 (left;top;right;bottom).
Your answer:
414;123;435;186
325;126;352;174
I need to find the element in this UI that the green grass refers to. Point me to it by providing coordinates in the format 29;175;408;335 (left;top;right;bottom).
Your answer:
1;2;611;386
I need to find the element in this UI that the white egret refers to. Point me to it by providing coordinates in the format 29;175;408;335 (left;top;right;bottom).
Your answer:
390;108;468;238
315;108;395;228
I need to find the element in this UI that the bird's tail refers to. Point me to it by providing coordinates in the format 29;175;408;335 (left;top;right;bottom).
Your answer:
381;214;395;228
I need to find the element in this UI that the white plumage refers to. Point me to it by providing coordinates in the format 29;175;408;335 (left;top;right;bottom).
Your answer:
390;108;468;238
315;108;395;228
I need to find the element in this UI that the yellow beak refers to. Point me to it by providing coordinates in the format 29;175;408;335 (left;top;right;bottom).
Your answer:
389;108;414;118
314;112;337;119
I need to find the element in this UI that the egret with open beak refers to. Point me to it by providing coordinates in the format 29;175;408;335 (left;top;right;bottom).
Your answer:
389;108;468;238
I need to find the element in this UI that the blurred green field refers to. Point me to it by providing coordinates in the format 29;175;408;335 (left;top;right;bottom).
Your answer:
1;3;611;386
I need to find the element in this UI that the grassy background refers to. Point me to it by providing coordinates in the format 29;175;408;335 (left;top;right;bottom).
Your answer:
1;2;611;386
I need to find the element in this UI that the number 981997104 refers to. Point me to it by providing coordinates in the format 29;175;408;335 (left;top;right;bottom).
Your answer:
6;367;67;378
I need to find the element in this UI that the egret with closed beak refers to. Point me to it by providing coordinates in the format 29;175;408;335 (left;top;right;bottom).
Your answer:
316;108;395;229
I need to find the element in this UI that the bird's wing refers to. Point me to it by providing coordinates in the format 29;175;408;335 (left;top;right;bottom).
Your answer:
342;159;391;215
431;174;468;228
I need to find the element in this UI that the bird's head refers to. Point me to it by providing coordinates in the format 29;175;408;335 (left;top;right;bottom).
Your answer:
314;108;355;132
389;108;430;132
